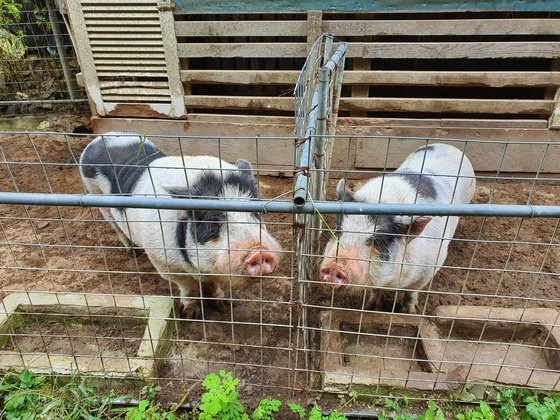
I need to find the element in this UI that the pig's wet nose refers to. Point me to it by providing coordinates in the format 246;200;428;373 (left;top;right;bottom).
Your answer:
244;251;278;276
320;266;348;289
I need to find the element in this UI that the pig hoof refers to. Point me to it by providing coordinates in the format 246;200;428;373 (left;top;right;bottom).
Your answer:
179;299;201;319
209;299;229;313
402;303;418;314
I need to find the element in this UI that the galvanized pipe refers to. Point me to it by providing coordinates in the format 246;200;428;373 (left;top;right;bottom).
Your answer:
1;192;559;218
293;87;320;207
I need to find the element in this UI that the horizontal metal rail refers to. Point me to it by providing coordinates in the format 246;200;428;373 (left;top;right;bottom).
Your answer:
1;192;559;217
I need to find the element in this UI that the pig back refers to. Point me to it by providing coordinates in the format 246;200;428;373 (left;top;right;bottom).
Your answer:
397;143;475;205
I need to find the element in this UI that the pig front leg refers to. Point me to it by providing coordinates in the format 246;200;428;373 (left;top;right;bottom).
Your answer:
99;208;140;256
402;290;419;314
167;275;202;319
365;289;386;311
202;279;228;313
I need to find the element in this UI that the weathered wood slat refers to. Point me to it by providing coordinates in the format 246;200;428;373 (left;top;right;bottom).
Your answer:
90;40;164;46
187;113;549;129
323;19;560;36
341;97;554;114
86;26;160;32
174;21;307;37
83;12;158;19
181;69;560;87
99;81;170;88
353;42;560;59
92;116;560;173
93;59;166;65
84;20;161;26
177;42;560;59
82;5;158;11
101;87;170;95
184;95;554;114
93;52;166;59
98;72;166;78
88;32;163;39
177;43;306;58
91;46;164;51
102;95;170;102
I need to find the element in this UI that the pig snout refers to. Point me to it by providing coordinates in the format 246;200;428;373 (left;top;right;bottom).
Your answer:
243;247;278;276
320;262;348;289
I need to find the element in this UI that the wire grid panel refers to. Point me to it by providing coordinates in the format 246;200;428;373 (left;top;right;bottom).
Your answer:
0;131;559;402
1;0;86;113
0;132;303;396
303;136;560;397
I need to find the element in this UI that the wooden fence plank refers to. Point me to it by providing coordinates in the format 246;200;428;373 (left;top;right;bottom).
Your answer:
340;97;555;115
180;70;560;87
353;42;560;59
177;42;560;59
174;20;307;37
177;43;307;58
323;19;560;36
184;95;554;114
92;117;560;173
187;113;549;129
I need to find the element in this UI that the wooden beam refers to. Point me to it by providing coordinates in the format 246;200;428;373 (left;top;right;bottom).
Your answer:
174;20;307;37
351;58;370;117
340;97;554;115
177;42;560;59
92;116;560;173
549;89;560;129
180;70;560;87
352;42;560;59
187;113;549;129
307;11;323;51
184;95;554;114
323;19;560;36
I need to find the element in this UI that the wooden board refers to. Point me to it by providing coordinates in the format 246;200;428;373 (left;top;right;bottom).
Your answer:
92;117;560;173
181;70;560;87
177;42;560;59
184;95;554;115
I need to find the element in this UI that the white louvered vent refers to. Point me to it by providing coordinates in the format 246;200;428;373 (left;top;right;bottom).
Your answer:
66;0;185;117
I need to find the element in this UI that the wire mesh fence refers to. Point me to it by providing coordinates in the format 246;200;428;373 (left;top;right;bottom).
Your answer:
0;130;559;406
1;0;87;115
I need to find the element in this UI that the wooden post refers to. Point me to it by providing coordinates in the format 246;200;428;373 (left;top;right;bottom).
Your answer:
350;58;371;117
548;60;560;129
47;0;77;104
307;11;322;53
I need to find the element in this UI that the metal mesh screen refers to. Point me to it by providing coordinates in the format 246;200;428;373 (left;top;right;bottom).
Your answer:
0;0;86;115
0;131;559;409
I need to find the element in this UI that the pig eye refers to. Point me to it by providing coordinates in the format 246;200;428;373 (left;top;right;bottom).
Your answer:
365;237;374;247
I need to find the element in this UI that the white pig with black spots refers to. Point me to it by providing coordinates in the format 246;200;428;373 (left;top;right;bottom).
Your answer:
319;143;475;313
79;132;281;318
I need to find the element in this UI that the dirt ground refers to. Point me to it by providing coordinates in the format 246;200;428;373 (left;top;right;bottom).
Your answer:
0;121;559;408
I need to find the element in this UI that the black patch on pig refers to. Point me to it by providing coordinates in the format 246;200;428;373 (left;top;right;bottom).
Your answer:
366;216;403;260
177;169;261;250
415;145;435;154
395;173;437;200
335;186;355;232
81;137;164;197
176;218;192;266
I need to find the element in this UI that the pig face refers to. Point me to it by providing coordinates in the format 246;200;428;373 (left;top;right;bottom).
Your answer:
164;160;281;280
319;179;431;295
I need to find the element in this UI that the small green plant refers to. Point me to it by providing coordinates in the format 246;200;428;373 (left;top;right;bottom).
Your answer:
198;369;248;420
455;401;494;419
252;398;282;420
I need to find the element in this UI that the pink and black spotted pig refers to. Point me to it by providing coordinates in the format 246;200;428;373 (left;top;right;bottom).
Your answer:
319;143;475;313
79;132;281;318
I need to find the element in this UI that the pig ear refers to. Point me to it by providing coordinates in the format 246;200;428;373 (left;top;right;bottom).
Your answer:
162;185;191;198
236;159;253;172
336;178;354;202
400;216;432;242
